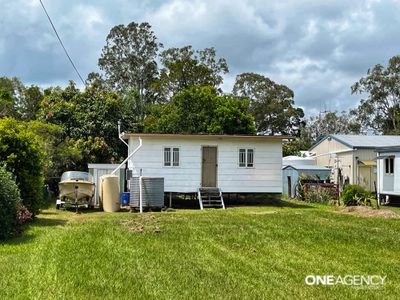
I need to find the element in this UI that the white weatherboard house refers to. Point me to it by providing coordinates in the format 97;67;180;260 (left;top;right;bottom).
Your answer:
123;134;284;196
376;145;400;204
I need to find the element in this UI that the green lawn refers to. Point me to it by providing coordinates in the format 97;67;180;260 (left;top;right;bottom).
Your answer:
1;201;399;299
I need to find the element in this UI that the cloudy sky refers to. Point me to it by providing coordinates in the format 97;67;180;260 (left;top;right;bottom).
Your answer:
1;0;400;115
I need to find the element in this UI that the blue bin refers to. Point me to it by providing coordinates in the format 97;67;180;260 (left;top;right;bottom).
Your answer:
120;192;130;206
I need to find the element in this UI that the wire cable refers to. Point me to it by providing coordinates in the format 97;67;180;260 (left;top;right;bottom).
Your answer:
39;0;86;86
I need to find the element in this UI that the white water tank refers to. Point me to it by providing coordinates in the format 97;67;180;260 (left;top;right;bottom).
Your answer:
100;174;120;212
283;156;316;167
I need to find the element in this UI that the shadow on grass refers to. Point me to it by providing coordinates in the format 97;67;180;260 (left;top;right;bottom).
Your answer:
2;233;36;245
226;199;314;209
32;217;67;227
2;217;67;245
58;206;102;214
168;193;314;209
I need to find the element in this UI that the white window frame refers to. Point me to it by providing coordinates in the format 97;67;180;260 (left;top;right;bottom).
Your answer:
238;148;255;168
385;157;394;175
163;146;180;167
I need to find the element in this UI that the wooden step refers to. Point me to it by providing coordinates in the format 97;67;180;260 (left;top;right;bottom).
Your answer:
203;204;223;208
198;187;225;210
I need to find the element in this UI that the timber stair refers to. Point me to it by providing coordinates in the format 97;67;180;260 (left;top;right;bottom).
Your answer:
198;187;225;209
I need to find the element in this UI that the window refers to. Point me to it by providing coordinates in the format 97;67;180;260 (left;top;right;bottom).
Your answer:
247;149;254;167
239;149;246;167
164;147;179;167
385;157;394;174
172;147;179;166
238;148;254;168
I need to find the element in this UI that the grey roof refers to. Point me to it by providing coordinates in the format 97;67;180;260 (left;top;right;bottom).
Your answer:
283;164;331;171
310;134;400;150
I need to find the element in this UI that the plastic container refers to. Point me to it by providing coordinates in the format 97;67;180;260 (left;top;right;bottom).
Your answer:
100;174;120;212
120;192;130;206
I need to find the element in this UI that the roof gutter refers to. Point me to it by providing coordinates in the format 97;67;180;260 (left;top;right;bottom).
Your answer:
311;148;355;158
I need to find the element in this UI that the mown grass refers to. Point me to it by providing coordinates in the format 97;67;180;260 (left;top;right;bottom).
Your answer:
1;201;399;299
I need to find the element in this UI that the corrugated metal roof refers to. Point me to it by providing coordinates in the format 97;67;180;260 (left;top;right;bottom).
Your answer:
123;133;292;140
283;165;331;171
332;135;400;148
311;135;400;150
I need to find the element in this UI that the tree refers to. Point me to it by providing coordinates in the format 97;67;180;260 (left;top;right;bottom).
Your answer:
153;46;229;102
282;139;313;157
38;81;80;137
351;55;400;134
302;111;361;142
19;85;44;120
0;76;24;118
0;77;43;120
85;72;108;91
98;22;162;102
122;88;148;132
27;121;82;192
232;73;304;135
144;86;255;134
38;81;137;167
0;118;45;215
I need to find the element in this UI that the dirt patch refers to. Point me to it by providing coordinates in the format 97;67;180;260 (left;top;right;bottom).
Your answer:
120;214;162;233
247;211;277;216
340;206;400;219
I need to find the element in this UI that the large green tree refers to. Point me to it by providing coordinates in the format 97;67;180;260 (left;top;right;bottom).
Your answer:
98;22;162;102
351;55;400;134
0;77;43;120
38;81;136;167
302;111;361;142
282;139;313;157
0;118;44;215
144;86;255;134
0;77;24;118
232;73;304;135
153;46;229;102
27;121;82;192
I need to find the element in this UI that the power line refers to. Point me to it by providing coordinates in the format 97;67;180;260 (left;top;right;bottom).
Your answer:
39;0;86;86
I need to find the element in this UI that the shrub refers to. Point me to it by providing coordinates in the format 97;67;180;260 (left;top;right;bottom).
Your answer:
15;202;33;228
0;166;21;240
296;181;337;204
341;184;370;206
0;118;45;215
303;185;334;204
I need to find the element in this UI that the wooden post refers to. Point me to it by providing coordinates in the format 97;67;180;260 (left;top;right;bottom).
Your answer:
169;192;172;208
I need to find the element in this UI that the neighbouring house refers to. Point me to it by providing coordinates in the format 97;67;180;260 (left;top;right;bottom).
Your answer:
376;145;400;204
309;135;400;192
122;134;285;197
282;157;331;198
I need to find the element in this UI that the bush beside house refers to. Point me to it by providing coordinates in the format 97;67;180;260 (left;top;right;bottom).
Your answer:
0;118;45;215
0;166;22;240
341;184;376;206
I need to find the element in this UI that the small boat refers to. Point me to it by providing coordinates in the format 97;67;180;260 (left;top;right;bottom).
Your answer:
57;171;95;210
